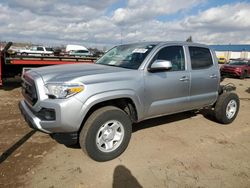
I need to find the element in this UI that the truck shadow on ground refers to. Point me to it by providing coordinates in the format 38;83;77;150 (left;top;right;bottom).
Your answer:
133;109;215;132
0;130;36;164
113;165;142;188
66;110;216;149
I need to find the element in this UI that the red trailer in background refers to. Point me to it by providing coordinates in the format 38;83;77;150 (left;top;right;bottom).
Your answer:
0;42;97;86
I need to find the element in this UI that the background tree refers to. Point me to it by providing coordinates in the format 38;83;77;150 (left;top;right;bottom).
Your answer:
186;36;193;42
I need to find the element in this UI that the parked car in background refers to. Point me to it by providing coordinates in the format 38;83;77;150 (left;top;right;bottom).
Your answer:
65;44;91;57
69;49;92;57
66;44;88;52
220;59;250;79
18;46;54;56
218;56;227;64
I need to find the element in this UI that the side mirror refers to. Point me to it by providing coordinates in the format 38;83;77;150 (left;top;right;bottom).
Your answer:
148;60;172;72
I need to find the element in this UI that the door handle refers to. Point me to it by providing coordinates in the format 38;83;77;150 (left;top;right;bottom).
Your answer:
179;76;189;81
210;74;218;79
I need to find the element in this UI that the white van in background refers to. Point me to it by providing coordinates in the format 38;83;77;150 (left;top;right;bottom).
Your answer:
66;45;92;57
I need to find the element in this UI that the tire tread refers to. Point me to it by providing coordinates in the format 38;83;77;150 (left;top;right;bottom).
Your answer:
79;106;132;161
214;92;239;124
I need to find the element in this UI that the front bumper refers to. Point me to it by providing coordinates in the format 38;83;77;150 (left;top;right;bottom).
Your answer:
19;100;80;145
221;70;242;77
19;100;50;133
19;97;85;133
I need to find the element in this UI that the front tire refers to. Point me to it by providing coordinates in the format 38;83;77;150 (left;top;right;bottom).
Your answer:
79;106;132;161
214;92;239;124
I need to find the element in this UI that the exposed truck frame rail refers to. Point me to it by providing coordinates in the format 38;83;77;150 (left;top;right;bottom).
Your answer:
0;42;97;86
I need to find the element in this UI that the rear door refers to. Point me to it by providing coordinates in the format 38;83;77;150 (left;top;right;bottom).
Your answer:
144;45;190;118
188;46;220;108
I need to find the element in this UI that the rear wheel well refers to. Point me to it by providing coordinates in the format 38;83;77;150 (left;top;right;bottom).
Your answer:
78;98;138;133
240;70;248;79
244;70;248;75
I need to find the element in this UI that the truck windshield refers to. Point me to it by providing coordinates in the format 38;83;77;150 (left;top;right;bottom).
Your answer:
96;44;156;69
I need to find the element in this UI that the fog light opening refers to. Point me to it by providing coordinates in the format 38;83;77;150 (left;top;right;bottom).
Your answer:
39;108;55;121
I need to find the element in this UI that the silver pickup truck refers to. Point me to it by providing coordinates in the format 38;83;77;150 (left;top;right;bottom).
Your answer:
19;42;240;161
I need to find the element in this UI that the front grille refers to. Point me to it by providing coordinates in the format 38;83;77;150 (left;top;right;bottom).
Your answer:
22;75;38;105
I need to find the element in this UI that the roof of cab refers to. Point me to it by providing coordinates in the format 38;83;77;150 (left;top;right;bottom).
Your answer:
119;41;210;48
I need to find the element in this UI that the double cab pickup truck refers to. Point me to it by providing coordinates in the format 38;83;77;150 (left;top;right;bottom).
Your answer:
19;42;240;161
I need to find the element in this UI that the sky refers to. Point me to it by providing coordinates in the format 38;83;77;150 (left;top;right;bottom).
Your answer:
0;0;250;48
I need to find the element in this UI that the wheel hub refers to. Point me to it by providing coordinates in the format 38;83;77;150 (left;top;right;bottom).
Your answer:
103;128;115;141
96;120;125;153
226;100;237;119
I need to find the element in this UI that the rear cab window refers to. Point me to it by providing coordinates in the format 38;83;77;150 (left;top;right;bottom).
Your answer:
189;47;213;70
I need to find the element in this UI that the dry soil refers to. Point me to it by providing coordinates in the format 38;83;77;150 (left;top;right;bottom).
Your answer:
0;78;250;188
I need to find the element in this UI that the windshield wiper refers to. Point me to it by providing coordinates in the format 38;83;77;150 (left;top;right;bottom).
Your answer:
97;63;136;70
98;63;119;67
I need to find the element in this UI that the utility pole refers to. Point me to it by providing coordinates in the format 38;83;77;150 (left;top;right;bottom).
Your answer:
120;29;123;44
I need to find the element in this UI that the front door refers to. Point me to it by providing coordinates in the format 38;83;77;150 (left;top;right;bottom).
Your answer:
144;45;190;118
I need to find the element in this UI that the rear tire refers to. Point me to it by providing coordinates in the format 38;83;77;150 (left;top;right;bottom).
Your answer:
79;106;132;161
214;92;239;124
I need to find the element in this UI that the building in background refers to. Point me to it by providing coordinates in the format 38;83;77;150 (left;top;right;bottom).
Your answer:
210;45;250;61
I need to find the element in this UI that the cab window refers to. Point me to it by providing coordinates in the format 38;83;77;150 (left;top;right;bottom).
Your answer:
189;47;213;69
153;46;185;71
37;47;44;51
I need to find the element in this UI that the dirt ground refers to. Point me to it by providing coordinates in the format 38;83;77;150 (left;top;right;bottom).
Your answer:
0;78;250;188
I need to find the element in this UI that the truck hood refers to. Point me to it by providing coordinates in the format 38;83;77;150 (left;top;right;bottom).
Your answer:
32;63;134;83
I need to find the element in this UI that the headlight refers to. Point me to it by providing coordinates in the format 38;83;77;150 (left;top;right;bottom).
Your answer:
44;82;85;99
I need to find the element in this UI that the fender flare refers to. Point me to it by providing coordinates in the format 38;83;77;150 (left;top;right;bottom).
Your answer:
78;89;144;125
